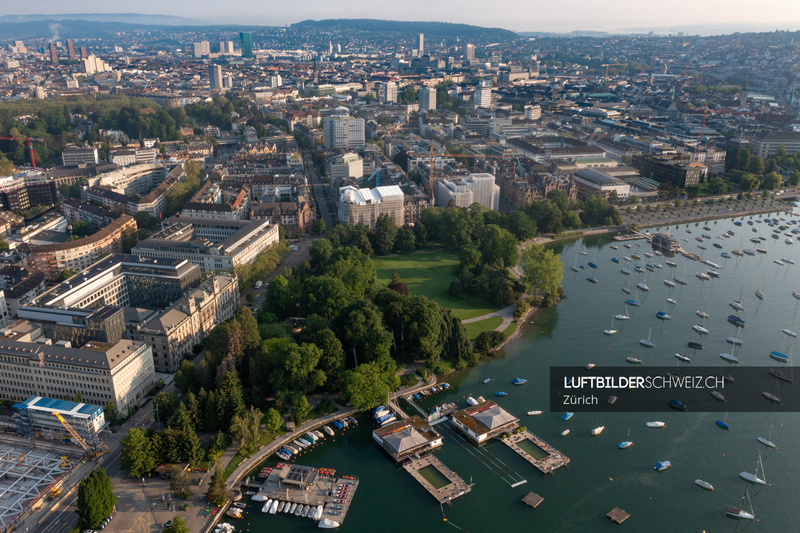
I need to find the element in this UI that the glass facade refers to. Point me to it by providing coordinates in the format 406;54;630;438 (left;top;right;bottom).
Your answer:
239;32;253;58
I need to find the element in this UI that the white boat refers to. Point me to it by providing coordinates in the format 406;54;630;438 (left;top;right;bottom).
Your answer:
783;328;797;338
270;499;279;514
675;353;692;363
637;282;649;291
738;452;766;485
585;363;597;370
603;314;618;335
726;336;744;346
664;279;676;287
695;479;714;490
720;352;741;363
696;272;711;280
626;356;644;364
466;396;479;406
758;423;777;449
324;425;335;436
560;429;570;436
314;505;324;520
667;298;677;305
319;518;341;528
289;503;297;514
251;494;269;501
646;421;666;428
261;501;271;513
294;439;309;449
527;410;543;416
374;408;389;419
693;325;709;334
591;425;605;436
639;327;655;348
615;304;630;321
725;487;755;520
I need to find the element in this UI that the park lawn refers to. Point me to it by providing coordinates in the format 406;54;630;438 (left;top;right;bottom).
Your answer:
463;317;503;340
373;250;499;319
502;322;518;338
222;431;281;481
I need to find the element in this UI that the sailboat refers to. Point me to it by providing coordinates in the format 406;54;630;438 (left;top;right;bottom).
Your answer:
618;427;633;448
715;412;731;430
640;327;655;348
673;263;688;285
758;423;778;449
738;452;766;485
762;381;782;403
615;304;630;321
720;342;741;364
664;278;676;287
695;479;714;490
756;277;765;300
731;286;745;311
725;487;755;519
696;298;709;319
604;314;618;335
570;254;579;273
591;415;605;436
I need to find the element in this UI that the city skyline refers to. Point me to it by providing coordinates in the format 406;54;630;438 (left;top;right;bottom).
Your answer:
2;1;800;34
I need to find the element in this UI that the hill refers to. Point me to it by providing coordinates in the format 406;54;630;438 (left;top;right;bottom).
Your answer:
0;13;207;25
292;19;517;41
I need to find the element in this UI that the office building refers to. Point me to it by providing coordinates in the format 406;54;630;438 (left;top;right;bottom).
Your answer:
66;40;76;61
436;173;500;210
133;218;280;273
418;33;424;55
339;185;405;229
48;43;58;64
219;41;234;54
239;32;253;58
209;64;223;90
27;215;137;281
631;154;706;188
62;147;99;167
13;397;106;446
465;43;475;60
192;41;210;58
0;337;155;411
751;131;800;158
474;80;492;108
323;115;366;150
329;153;364;180
571;168;631;200
379;81;398;103
419;87;436;111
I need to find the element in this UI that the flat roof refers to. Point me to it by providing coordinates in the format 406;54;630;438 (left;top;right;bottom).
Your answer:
15;396;102;418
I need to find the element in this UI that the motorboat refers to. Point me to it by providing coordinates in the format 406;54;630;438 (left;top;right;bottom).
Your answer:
483;378;492;384
324;426;335;436
560;412;574;421
226;508;244;519
654;461;671;472
646;421;666;428
251;494;269;501
695;479;714;490
586;363;597;370
319;518;341;528
591;425;605;436
666;260;677;267
626;356;644;364
675;353;692;363
666;399;688;411
527;410;543;416
495;392;507;397
560;429;570;436
586;277;598;283
696;310;709;319
512;378;528;385
696;272;711;280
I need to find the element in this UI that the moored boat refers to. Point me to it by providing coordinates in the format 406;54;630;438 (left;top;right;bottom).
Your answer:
646;421;666;428
695;479;714;490
654;460;671;472
560;412;574;421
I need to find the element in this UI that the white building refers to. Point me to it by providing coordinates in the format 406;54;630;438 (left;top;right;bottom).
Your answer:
436;173;499;210
81;56;110;76
572;168;630;200
473;80;492;108
419;87;436;111
193;41;210;58
380;81;398;103
323;115;366;150
329;153;364;180
62;146;99;166
219;41;234;54
338;185;405;229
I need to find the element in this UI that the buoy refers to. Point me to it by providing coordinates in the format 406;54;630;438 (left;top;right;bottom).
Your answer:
609;478;613;481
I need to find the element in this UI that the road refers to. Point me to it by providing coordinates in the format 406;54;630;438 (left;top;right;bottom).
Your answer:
304;150;336;229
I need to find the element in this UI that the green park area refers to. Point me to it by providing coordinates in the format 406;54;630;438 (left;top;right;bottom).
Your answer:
463;317;504;340
373;250;500;320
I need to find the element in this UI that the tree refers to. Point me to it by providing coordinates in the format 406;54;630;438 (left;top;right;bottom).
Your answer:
268;343;326;394
747;155;764;175
104;399;118;425
57;269;76;281
292;395;312;424
70;219;92;238
266;407;283;433
520;244;563;298
154;392;180;424
394;227;416;253
761;171;782;190
476;224;518;267
207;464;228;506
162;516;190;533
234;307;260;352
789;170;800;186
76;468;117;530
134;211;159;230
387;272;409;295
334;300;392;367
169;465;191;497
341;361;399;410
371;213;398;255
738;173;760;192
120;428;156;477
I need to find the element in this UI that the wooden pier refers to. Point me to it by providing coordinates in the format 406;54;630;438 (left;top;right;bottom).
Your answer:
402;454;472;504
522;492;544;509
613;232;650;242
500;430;570;474
607;507;630;524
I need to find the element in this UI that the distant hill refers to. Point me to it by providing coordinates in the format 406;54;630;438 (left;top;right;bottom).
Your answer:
0;13;208;25
292;19;517;41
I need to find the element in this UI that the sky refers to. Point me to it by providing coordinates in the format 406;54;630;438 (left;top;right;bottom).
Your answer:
3;0;800;34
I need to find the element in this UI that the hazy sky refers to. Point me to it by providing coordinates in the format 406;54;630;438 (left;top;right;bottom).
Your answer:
3;0;800;33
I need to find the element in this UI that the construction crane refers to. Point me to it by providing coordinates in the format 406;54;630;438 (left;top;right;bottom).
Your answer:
51;412;109;460
601;63;626;77
0;136;43;170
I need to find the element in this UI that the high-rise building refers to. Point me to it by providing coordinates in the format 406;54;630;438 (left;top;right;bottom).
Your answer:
219;41;234;54
66;40;76;61
436;173;500;210
80;46;88;60
239;32;253;58
48;43;58;64
13;41;27;54
419;87;437;111
380;81;398;103
474;79;492;108
192;41;210;58
323;115;366;150
465;43;475;60
209;64;223;90
81;55;110;76
418;33;424;55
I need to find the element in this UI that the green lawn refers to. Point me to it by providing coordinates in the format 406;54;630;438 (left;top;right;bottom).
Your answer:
373;250;499;319
502;322;519;338
464;317;503;340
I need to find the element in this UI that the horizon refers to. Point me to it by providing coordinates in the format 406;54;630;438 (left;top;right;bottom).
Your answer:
1;1;800;36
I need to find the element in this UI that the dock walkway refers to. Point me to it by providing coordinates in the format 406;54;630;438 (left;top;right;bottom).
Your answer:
501;430;570;474
402;455;471;504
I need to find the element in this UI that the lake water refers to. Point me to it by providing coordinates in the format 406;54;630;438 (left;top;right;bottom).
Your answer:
228;211;800;532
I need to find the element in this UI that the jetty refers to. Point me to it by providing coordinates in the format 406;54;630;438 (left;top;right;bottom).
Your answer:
248;463;359;526
522;492;544;509
500;430;570;474
402;454;472;504
607;507;631;524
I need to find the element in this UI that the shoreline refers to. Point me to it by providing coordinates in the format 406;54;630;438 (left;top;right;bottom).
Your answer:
628;204;792;231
